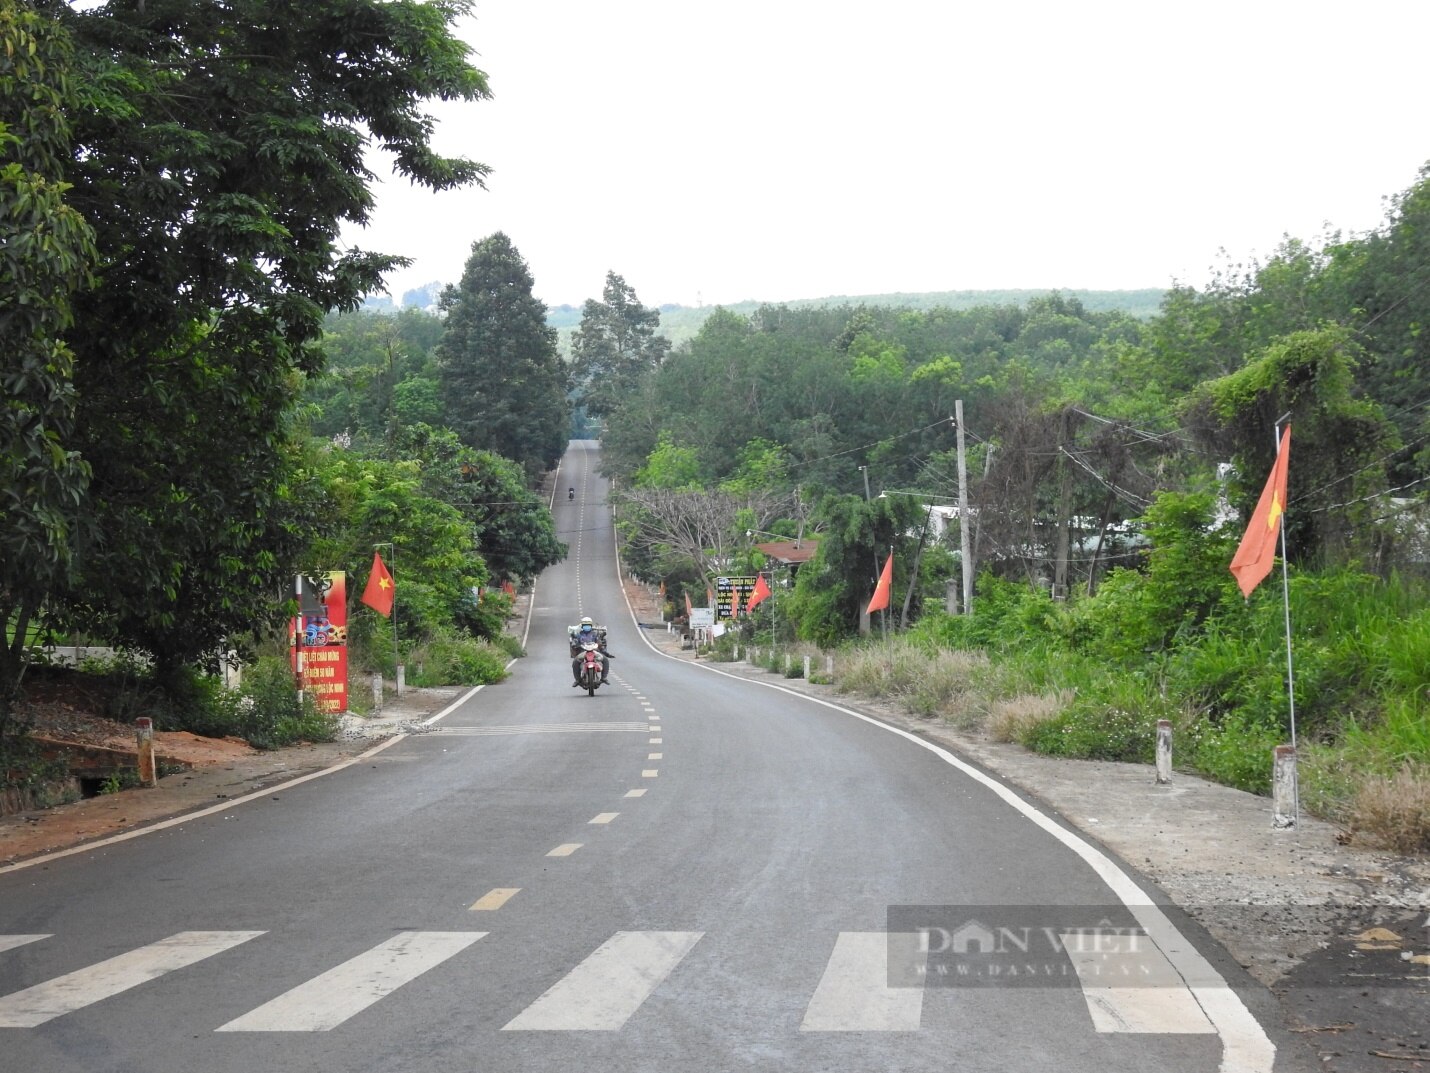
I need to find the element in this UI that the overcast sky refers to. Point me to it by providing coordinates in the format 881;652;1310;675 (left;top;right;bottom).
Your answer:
344;0;1430;310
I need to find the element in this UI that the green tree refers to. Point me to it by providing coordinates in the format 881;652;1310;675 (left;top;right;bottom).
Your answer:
1184;326;1399;566
436;233;569;476
0;1;97;727
306;309;443;447
570;271;671;418
396;424;566;585
43;0;491;684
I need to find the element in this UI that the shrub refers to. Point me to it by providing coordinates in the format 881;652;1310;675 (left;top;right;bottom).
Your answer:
1183;710;1284;794
489;633;527;660
406;631;510;686
1023;704;1158;762
235;657;339;750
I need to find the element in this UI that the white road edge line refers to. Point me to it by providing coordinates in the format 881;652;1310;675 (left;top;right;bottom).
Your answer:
615;531;1275;1073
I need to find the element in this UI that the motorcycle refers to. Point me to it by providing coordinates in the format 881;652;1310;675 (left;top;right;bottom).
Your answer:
568;487;575;500
576;640;604;696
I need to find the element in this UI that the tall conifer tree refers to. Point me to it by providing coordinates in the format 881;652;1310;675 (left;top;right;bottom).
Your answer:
437;233;569;476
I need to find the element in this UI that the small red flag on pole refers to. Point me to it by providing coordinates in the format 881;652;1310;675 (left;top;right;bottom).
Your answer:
362;552;395;616
1230;426;1291;599
866;553;894;615
746;574;772;612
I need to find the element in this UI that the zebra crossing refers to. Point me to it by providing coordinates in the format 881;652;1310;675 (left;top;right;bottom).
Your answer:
0;927;1219;1036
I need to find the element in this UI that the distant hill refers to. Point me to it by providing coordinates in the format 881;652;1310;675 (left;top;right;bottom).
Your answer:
641;288;1166;348
370;288;1167;351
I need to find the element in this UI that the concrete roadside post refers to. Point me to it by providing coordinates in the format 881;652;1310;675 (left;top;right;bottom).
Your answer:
135;718;156;787
396;663;405;697
1155;720;1172;784
825;654;834;678
371;673;383;711
803;654;811;679
1273;745;1298;828
784;653;792;675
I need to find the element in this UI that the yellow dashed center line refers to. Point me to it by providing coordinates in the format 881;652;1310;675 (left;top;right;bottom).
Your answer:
624;789;647;798
589;812;619;824
648;753;662;760
642;769;659;778
470;887;520;911
547;843;583;857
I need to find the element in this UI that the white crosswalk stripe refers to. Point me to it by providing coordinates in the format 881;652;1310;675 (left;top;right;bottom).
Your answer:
801;932;926;1031
0;927;1225;1038
0;931;263;1028
502;931;703;1031
217;931;485;1032
0;935;49;954
431;722;651;736
1058;931;1215;1034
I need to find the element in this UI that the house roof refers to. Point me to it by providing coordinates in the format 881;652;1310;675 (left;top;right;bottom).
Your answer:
755;539;819;565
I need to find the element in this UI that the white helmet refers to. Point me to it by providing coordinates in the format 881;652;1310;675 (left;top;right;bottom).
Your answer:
580;616;593;626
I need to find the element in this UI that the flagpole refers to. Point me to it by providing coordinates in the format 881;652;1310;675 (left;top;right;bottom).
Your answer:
1273;417;1298;824
881;544;891;643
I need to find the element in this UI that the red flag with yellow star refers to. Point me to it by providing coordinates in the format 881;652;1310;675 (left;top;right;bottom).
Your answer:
745;574;772;613
1230;426;1291;598
362;552;395;617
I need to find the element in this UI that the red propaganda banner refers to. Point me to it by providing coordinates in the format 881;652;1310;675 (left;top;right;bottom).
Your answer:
291;571;349;713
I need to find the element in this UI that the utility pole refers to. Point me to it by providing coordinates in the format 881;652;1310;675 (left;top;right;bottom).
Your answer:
955;401;972;617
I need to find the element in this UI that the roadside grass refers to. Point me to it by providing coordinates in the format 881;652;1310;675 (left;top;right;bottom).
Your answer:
835;640;988;719
1346;765;1430;854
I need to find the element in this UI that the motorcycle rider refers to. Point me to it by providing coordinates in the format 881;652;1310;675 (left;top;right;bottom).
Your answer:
570;616;611;686
568;486;575;500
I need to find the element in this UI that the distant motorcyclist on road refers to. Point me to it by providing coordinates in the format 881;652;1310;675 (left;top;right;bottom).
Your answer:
569;616;611;686
568;486;575;500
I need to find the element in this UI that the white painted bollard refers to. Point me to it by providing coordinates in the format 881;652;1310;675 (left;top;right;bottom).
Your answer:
372;673;383;710
825;654;834;677
135;717;156;787
803;655;811;679
1155;720;1172;785
784;653;792;674
1272;745;1298;829
396;664;405;697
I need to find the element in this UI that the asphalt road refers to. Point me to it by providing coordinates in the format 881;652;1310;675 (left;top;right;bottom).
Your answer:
0;441;1315;1072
